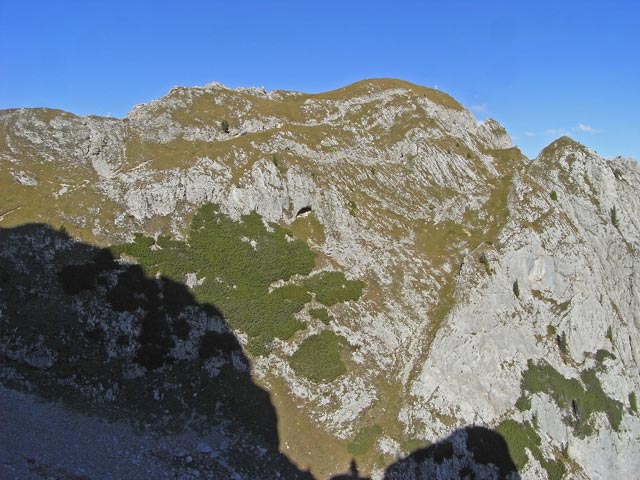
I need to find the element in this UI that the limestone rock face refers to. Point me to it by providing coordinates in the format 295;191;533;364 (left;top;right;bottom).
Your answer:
1;79;638;479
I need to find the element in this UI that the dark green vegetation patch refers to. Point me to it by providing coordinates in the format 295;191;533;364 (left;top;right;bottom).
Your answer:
309;307;332;324
304;271;365;307
111;205;363;355
495;420;566;480
290;331;346;383
594;349;616;366
520;359;624;437
629;392;637;414
515;394;532;412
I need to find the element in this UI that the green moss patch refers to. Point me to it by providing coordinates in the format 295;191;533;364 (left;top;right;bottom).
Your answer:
111;204;364;354
594;349;616;366
290;331;346;383
521;359;624;437
629;392;638;414
309;307;332;324
496;420;566;480
305;271;365;307
515;394;532;412
495;420;540;470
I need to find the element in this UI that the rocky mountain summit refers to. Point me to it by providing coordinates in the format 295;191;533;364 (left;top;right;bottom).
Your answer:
1;79;638;479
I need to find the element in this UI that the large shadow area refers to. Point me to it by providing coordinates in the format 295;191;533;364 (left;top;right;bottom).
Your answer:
0;224;520;479
332;427;519;480
386;426;519;479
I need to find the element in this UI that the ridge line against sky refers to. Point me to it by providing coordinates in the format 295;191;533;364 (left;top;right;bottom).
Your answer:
1;0;638;159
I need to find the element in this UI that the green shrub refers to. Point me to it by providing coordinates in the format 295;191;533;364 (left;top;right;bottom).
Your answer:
220;119;230;133
512;280;520;298
348;424;383;456
111;205;365;355
496;419;566;479
550;190;558;201
112;205;315;353
611;206;619;228
544;460;567;480
594;349;615;365
309;307;331;324
289;331;346;383
556;331;568;354
630;392;638;414
305;271;364;307
521;359;624;437
478;251;493;275
515;394;531;412
495;419;540;470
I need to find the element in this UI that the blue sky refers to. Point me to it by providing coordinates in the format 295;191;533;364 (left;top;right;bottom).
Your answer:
1;1;638;159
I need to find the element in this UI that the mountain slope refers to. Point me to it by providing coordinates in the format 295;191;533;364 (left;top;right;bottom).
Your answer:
1;79;638;479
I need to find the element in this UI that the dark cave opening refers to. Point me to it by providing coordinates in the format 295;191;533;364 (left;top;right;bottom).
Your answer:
296;206;312;217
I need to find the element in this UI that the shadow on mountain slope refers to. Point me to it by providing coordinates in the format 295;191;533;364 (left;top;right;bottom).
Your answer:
0;223;519;479
330;426;519;480
0;223;311;479
382;426;520;479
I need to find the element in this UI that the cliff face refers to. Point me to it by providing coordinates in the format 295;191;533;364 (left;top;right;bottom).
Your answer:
1;79;638;479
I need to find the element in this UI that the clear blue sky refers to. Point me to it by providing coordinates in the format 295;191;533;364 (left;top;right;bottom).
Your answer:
1;0;638;159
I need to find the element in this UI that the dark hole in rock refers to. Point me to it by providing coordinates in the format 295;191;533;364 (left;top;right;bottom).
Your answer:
296;206;312;217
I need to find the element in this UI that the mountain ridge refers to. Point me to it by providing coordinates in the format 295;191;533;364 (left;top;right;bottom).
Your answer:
1;79;639;479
